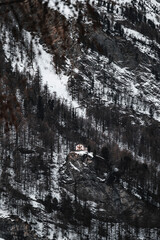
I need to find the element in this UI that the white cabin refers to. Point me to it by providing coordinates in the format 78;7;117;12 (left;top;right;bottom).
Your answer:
76;144;85;151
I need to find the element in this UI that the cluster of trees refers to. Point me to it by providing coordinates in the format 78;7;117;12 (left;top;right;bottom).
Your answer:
59;194;92;228
86;0;160;43
0;0;160;238
1;49;159;236
86;103;160;204
123;4;159;43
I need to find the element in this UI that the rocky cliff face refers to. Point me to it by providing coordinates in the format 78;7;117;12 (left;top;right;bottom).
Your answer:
0;218;41;240
60;151;160;227
0;0;160;239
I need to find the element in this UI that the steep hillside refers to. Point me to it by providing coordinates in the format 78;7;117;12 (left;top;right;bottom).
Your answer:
0;0;160;239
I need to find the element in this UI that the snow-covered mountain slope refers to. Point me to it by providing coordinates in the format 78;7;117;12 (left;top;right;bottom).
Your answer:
0;0;160;239
4;0;159;122
45;0;160;26
44;0;160;122
0;27;86;118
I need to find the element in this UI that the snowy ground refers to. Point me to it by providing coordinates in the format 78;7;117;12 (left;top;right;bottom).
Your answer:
0;26;86;118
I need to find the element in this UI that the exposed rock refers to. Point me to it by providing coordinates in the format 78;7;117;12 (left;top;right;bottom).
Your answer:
60;152;160;227
0;218;43;240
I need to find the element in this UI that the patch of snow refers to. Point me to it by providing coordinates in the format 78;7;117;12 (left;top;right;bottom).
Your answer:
116;0;132;3
88;152;94;157
123;27;160;60
97;177;105;182
0;209;10;219
47;0;77;19
114;168;119;172
133;192;142;200
75;150;93;157
29;193;36;201
69;162;80;172
117;0;160;27
74;68;79;74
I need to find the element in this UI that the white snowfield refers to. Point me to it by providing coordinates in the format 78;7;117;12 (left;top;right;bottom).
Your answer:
0;27;86;118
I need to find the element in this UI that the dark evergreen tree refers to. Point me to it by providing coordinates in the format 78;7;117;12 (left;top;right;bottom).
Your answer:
101;146;110;162
37;95;44;120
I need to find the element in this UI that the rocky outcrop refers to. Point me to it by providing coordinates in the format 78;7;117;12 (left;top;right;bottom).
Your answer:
0;218;42;240
60;152;160;227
